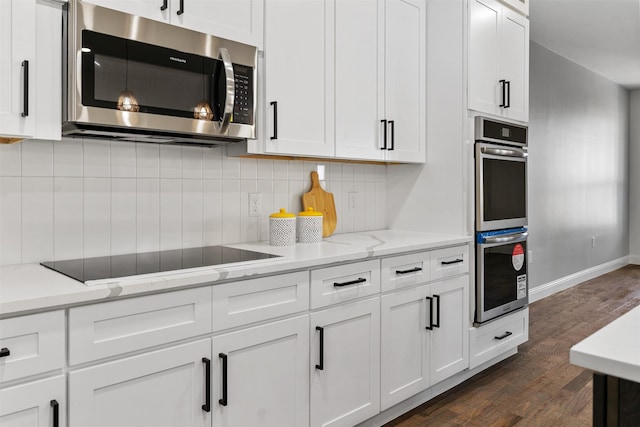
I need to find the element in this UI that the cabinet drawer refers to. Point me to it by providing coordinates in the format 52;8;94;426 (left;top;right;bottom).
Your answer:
212;271;309;331
380;251;430;292
0;311;65;383
69;287;212;365
310;260;380;309
429;245;469;280
469;307;528;369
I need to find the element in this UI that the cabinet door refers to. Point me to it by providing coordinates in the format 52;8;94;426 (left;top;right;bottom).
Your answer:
429;275;469;385
0;0;35;140
334;0;385;161
310;298;381;427
81;0;168;22
499;7;529;122
263;0;334;157
384;0;426;163
0;375;66;427
211;315;309;427
69;339;211;427
380;284;431;410
468;0;501;117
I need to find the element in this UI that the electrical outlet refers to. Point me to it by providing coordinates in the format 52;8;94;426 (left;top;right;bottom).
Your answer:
348;192;358;211
249;193;261;217
592;236;596;248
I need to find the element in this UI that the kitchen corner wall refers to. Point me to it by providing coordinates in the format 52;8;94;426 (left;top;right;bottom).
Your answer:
631;90;640;265
528;42;630;289
0;138;387;266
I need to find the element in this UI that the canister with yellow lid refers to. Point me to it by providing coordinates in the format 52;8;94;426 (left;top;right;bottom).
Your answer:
297;207;323;243
269;208;296;246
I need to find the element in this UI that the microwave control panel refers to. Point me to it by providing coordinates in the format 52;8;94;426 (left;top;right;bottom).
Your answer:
232;64;254;125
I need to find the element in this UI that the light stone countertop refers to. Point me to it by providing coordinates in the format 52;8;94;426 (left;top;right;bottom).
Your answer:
570;304;640;383
0;229;471;318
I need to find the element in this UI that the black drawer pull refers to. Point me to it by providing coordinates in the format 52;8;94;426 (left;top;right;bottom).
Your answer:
160;0;167;10
177;0;184;15
425;296;434;330
270;101;278;140
388;120;395;150
334;277;366;287
0;348;9;358
380;119;387;149
495;331;513;340
21;60;29;117
218;353;228;406
441;258;463;265
202;357;211;412
433;294;441;328
315;326;324;370
51;400;59;427
396;267;422;275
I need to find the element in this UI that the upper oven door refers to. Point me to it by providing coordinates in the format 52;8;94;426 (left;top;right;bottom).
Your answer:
476;142;528;231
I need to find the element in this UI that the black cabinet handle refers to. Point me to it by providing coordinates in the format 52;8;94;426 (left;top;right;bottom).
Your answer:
315;326;324;370
433;294;441;328
441;258;463;265
160;0;167;10
21;60;29;117
333;277;366;287
177;0;184;15
499;79;506;108
380;119;387;150
50;400;59;427
505;80;511;108
388;120;395;150
270;101;278;140
202;357;211;412
495;331;513;340
425;296;433;330
396;267;422;275
218;353;228;406
0;348;9;357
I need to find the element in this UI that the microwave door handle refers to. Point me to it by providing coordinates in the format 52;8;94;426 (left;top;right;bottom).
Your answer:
218;48;235;134
483;232;528;244
480;146;528;158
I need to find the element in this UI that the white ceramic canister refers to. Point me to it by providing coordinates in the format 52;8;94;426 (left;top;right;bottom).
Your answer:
297;207;323;243
269;208;296;246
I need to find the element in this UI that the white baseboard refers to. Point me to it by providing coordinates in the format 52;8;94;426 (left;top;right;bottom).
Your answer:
529;256;630;303
630;255;640;265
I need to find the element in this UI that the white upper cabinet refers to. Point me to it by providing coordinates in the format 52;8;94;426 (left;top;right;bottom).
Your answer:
468;0;529;122
502;0;528;16
83;0;264;48
333;0;426;163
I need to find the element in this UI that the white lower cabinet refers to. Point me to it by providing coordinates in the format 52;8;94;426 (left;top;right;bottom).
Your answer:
0;375;66;427
211;315;310;427
380;275;469;410
310;297;381;427
69;339;211;427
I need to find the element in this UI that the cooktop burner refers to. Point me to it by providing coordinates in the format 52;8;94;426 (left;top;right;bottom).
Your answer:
41;246;280;284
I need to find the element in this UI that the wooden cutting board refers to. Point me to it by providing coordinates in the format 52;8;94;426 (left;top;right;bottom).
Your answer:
302;171;337;238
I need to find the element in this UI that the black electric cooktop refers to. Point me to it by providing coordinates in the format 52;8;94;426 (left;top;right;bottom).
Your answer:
41;246;280;283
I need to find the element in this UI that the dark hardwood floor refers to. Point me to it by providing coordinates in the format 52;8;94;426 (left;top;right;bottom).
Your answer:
385;264;640;427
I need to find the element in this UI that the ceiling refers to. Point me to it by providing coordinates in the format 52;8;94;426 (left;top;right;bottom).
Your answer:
529;0;640;90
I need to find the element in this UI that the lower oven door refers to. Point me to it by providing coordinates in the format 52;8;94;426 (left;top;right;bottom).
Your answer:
476;228;528;323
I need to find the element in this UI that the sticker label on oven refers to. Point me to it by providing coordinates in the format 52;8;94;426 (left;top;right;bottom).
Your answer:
512;243;525;271
517;274;527;299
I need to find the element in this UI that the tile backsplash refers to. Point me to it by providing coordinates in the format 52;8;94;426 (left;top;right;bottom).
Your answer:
0;138;387;266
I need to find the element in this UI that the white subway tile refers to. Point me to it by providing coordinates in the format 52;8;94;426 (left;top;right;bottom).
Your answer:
182;147;203;179
221;154;241;180
257;180;274;242
257;159;273;181
203;179;222;246
137;178;160;252
340;180;355;234
302;161;317;182
288;180;305;217
326;162;342;182
375;181;387;230
240;180;258;243
160;145;182;178
364;181;376;231
342;163;354;182
21;140;53;177
203;147;223;179
54;137;83;177
160;179;182;251
273;180;289;214
240;158;258;180
83;140;110;178
353;164;366;182
84;178;111;257
111;141;136;178
272;159;288;180
353;181;366;232
111;178;137;255
54;177;83;261
21;177;54;263
221;180;241;244
0;177;22;265
182;179;203;248
136;143;160;178
0;143;22;177
288;160;303;181
327;181;342;235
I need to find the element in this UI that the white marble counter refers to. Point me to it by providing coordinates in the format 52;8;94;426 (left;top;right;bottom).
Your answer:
0;230;471;317
570;305;640;383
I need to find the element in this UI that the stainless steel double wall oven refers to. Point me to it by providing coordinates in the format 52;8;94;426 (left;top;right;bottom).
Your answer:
475;117;528;324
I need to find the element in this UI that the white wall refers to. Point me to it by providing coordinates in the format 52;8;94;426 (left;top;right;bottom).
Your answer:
528;42;630;290
0;139;388;266
630;90;640;264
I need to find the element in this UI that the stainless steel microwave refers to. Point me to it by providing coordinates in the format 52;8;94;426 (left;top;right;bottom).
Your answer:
63;0;257;145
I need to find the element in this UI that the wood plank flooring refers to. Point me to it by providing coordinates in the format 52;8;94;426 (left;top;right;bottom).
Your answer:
384;264;640;427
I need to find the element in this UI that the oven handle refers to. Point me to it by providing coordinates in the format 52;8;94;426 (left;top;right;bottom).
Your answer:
480;146;528;158
483;231;528;244
218;48;235;134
